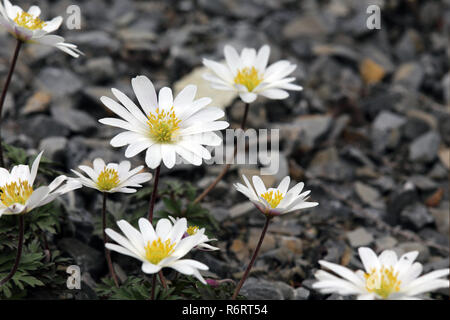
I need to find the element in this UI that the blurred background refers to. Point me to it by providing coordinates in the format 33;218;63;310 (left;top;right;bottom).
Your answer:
0;0;448;299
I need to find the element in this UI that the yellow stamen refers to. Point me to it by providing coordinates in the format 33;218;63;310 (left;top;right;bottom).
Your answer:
234;67;263;92
14;11;46;30
147;107;181;143
364;266;401;299
144;238;175;264
260;190;284;208
0;180;33;207
96;168;120;191
187;225;199;236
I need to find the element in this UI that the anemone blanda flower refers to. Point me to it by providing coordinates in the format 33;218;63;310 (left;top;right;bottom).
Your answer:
105;217;209;284
99;76;229;169
202;44;302;104
313;247;450;300
0;151;81;217
71;158;152;194
234;175;318;217
0;0;82;57
168;216;219;251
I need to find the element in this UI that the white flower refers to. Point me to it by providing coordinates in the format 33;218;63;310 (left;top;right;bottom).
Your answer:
71;158;152;193
99;75;229;169
202;44;302;103
105;217;209;284
0;0;82;57
168;216;219;251
313;247;450;300
0;151;81;217
234;175;318;217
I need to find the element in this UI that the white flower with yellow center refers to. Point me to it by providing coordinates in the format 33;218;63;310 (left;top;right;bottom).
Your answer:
168;216;219;251
105;217;209;283
202;45;303;103
71;158;152;193
234;175;318;217
0;151;81;216
0;0;82;57
99;75;229;169
313;247;450;300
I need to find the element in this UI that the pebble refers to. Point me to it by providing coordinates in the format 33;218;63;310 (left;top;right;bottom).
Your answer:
346;227;374;247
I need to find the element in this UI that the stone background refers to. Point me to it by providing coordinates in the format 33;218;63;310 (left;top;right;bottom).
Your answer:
0;0;449;299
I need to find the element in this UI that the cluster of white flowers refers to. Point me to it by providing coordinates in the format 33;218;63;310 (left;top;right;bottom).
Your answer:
0;1;447;300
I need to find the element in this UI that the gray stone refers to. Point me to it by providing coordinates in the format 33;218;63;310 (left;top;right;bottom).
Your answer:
38;137;68;162
409;131;441;163
393;63;424;90
401;203;434;230
229;202;257;218
51;107;97;133
240;277;284;300
375;236;398;251
395;242;430;263
66;31;121;52
20;115;70;142
83;57;115;82
58;238;103;275
354;181;383;208
293;287;310;300
283;14;333;39
295;115;332;149
346;227;374;247
36;68;83;98
307;147;354;182
430;202;449;235
371;111;406;152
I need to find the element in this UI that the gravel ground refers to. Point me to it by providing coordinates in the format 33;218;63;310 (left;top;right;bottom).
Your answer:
0;0;449;300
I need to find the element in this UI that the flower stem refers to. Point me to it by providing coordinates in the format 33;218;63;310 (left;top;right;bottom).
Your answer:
150;273;157;300
147;165;161;223
193;103;250;204
158;270;167;289
0;214;24;287
0;39;23;168
102;192;119;287
232;216;271;300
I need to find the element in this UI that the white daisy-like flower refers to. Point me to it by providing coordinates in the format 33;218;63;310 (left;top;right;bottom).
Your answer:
99;75;229;169
0;151;81;217
313;247;450;300
234;175;318;217
168;216;219;251
105;217;209;284
71;158;152;193
202;44;303;103
0;0;82;57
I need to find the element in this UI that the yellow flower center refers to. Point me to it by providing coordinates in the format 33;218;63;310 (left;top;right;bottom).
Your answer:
234;67;263;92
96;168;120;191
144;238;175;264
187;225;199;236
364;266;401;299
0;180;34;207
14;11;46;30
147;107;181;143
260;190;284;208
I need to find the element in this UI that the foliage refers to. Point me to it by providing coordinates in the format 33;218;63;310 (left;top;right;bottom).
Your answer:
96;275;241;300
0;203;73;298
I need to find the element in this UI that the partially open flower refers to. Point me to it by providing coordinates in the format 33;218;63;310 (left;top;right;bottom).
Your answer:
105;217;209;284
234;175;318;217
71;158;152;193
313;247;450;300
99;75;229;169
0;0;82;57
168;216;219;251
203;45;302;103
0;151;81;216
